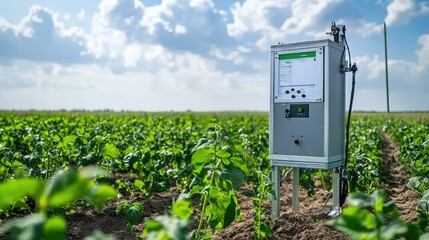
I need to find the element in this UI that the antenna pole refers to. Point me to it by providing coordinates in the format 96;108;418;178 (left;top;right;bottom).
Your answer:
384;22;390;113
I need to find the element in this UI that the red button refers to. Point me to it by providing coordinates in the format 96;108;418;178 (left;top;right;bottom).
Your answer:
291;88;295;91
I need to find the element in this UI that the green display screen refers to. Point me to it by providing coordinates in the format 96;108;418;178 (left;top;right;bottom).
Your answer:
279;51;316;60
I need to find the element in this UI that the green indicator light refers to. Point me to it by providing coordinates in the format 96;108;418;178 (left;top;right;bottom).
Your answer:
285;90;290;94
297;107;303;113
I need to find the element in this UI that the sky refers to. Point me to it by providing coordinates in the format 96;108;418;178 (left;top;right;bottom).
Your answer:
0;0;428;112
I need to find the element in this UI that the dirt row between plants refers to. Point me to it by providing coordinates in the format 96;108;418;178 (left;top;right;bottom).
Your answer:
380;132;420;222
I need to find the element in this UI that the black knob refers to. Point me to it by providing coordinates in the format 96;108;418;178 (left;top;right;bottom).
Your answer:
294;139;299;145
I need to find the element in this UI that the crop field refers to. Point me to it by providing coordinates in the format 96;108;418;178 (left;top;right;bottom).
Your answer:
0;111;428;239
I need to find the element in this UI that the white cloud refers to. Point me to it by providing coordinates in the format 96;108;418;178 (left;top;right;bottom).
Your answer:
123;43;142;68
81;0;239;71
227;0;343;49
227;0;288;39
354;55;385;80
386;34;429;80
0;57;268;111
416;34;429;72
77;9;85;20
385;0;429;26
189;0;214;9
0;5;89;63
174;24;187;34
356;20;383;37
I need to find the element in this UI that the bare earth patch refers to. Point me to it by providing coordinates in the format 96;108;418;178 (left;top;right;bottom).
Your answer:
380;132;420;222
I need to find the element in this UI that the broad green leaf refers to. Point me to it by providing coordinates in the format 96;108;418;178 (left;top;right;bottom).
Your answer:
142;220;163;236
172;200;193;220
62;135;77;145
407;177;420;189
420;233;429;240
164;216;191;240
379;220;408;240
83;230;116;240
134;179;145;189
87;185;118;211
346;192;372;209
2;214;45;240
418;191;429;212
370;189;385;213
48;178;93;208
382;200;399;219
0;178;45;210
230;156;249;175
226;165;245;189
191;148;214;175
327;206;374;239
104;143;120;159
44;168;79;200
43;216;67;240
259;221;274;238
125;204;143;226
142;215;190;240
207;188;238;230
79;165;113;179
223;196;237;228
216;149;230;159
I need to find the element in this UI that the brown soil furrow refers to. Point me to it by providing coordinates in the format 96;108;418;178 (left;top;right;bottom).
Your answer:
380;132;420;222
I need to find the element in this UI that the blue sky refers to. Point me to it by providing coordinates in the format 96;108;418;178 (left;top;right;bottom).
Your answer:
0;0;428;111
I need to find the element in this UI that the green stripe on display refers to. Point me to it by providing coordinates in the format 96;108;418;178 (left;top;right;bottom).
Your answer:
279;51;316;60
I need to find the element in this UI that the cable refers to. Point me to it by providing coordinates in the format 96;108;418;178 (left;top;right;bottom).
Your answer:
344;34;352;69
339;33;357;207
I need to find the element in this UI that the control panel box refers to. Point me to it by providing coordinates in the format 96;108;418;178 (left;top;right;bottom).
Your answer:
269;39;345;169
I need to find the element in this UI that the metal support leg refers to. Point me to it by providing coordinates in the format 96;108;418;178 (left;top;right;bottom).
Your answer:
328;168;342;218
271;166;280;219
333;169;340;209
292;167;299;212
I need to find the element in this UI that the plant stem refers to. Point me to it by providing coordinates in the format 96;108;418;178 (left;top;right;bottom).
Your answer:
197;190;209;234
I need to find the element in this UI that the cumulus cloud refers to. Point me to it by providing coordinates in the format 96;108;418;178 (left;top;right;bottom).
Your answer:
385;0;429;26
354;55;385;80
0;5;90;64
227;0;343;49
81;0;241;71
77;9;85;20
356;20;383;37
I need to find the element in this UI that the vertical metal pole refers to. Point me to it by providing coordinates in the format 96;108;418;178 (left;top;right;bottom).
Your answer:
384;22;390;113
292;167;300;211
271;166;280;219
333;169;340;208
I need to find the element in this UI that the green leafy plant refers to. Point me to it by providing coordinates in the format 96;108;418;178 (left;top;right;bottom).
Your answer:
142;200;193;240
252;170;274;239
0;166;117;240
328;189;429;240
179;124;248;239
116;201;144;232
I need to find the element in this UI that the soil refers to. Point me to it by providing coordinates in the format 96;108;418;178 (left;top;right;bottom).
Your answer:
0;133;421;239
380;133;420;222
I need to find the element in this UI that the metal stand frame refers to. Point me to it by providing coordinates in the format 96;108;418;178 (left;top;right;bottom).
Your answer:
271;166;340;219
